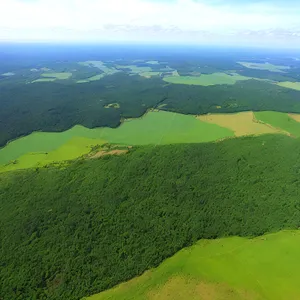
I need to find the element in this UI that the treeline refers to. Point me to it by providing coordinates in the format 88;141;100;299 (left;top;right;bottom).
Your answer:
2;73;300;147
1;134;300;299
163;79;300;115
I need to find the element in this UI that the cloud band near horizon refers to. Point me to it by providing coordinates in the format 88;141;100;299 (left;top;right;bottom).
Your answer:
1;0;300;47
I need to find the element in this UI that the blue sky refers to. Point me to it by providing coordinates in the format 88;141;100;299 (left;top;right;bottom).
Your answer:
1;0;300;47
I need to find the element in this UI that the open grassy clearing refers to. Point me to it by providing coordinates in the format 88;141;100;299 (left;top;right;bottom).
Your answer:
77;74;105;83
41;72;72;80
79;61;118;75
32;78;56;83
0;111;234;169
0;137;106;172
146;60;160;64
289;113;300;122
163;72;252;86
255;111;300;137
0;125;108;166
32;72;72;83
140;71;161;78
276;81;300;91
116;65;153;74
238;62;289;73
2;72;15;76
198;112;283;137
85;230;300;300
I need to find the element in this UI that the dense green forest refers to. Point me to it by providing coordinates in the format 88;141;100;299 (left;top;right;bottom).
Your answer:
1;134;300;299
0;74;166;147
2;73;300;146
162;79;300;114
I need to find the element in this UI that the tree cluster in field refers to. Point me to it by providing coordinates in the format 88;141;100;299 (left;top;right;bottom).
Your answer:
1;134;300;299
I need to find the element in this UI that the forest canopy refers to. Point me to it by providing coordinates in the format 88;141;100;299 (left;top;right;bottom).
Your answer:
1;134;300;299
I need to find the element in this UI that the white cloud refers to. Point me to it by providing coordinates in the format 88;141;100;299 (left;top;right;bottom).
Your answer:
1;0;300;47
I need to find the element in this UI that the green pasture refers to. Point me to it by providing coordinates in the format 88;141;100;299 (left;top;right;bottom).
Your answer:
79;61;118;75
0;137;105;172
32;78;56;83
277;81;300;91
2;72;15;76
255;111;300;137
42;72;72;79
238;62;289;73
77;74;105;83
0;111;234;169
32;72;72;83
85;230;300;300
163;72;251;86
146;60;160;64
116;65;152;73
140;71;161;77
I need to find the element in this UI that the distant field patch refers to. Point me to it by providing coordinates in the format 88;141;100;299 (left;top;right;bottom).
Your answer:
0;111;233;169
255;111;300;137
41;72;72;80
79;61;118;75
238;61;289;73
104;103;120;108
146;60;160;65
277;81;300;91
116;65;152;74
32;72;72;83
198;112;282;136
140;71;160;78
85;230;300;300
32;78;56;83
77;74;104;83
2;72;15;76
163;72;251;86
289;113;300;122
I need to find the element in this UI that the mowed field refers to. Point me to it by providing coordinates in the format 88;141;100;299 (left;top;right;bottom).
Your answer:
79;61;118;75
0;111;234;171
85;230;300;300
277;82;300;91
2;110;300;172
255;111;300;137
77;74;104;83
163;72;251;86
198;112;283;136
32;72;72;83
0;137;105;172
237;62;289;73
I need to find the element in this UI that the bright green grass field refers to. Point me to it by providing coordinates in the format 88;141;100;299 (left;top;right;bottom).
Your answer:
146;61;160;65
238;62;289;73
140;71;161;77
79;61;118;75
0;137;105;172
163;72;251;86
85;230;300;300
41;72;72;79
77;74;105;83
32;78;56;83
116;65;153;73
255;111;300;137
0;111;234;168
32;72;72;83
277;81;300;91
